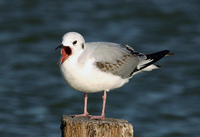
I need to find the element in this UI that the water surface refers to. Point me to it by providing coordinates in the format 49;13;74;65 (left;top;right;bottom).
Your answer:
0;0;200;137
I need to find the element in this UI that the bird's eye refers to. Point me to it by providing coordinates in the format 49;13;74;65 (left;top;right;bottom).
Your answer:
72;40;77;45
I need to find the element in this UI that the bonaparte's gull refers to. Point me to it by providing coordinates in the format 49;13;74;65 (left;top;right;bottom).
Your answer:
55;32;173;120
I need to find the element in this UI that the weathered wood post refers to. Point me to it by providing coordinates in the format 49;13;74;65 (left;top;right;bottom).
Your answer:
60;115;134;137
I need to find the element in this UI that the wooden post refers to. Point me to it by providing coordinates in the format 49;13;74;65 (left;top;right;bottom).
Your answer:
61;115;134;137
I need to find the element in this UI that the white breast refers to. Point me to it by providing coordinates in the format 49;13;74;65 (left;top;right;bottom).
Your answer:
60;56;129;93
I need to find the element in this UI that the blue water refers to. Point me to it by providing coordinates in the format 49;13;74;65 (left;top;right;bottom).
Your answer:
1;0;200;137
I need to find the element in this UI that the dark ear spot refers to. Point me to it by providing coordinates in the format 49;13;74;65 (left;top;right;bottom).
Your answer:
72;40;77;45
82;43;85;49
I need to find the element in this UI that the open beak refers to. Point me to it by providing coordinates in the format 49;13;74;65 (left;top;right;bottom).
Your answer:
55;44;63;50
56;44;72;65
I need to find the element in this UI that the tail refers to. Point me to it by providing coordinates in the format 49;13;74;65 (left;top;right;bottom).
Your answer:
132;50;174;75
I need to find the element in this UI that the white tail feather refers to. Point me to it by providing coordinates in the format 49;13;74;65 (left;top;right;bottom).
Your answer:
137;59;153;70
142;64;159;71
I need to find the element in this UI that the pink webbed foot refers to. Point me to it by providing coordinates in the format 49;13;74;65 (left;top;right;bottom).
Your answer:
69;112;90;118
90;115;105;120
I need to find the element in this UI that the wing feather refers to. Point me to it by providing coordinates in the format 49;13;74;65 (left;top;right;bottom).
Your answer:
85;42;141;78
80;42;170;79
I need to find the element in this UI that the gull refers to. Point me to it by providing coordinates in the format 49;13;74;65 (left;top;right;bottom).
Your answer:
55;32;173;120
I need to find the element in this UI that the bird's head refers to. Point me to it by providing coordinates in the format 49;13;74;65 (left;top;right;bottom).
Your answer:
55;32;85;65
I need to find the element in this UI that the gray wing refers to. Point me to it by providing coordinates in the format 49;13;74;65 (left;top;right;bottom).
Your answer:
85;42;147;78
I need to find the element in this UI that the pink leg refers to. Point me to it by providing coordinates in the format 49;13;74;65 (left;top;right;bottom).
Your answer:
90;90;107;120
71;93;89;117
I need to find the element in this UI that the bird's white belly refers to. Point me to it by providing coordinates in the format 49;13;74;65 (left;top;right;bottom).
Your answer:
60;59;129;93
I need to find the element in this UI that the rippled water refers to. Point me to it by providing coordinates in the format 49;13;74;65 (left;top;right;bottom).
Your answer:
1;0;200;137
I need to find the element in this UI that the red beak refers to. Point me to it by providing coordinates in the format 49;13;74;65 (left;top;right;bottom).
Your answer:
57;46;72;65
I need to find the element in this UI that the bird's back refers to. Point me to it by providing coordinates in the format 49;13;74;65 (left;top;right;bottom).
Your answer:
82;42;141;78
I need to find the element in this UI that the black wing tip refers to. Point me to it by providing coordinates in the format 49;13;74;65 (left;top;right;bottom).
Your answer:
159;50;170;55
163;49;170;52
156;65;162;68
146;50;171;59
139;50;172;70
160;50;176;56
130;50;173;76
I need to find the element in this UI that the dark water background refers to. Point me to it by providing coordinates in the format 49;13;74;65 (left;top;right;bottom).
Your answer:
1;0;200;137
